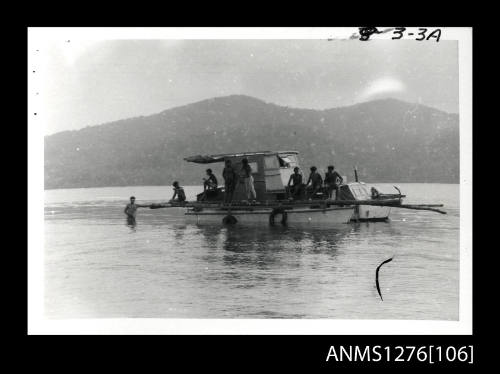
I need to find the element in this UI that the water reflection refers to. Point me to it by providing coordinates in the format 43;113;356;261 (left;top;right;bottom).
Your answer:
194;223;353;269
349;220;401;237
193;225;222;248
172;224;188;245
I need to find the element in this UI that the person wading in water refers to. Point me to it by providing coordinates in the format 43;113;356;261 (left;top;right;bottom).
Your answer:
124;196;139;218
124;196;148;226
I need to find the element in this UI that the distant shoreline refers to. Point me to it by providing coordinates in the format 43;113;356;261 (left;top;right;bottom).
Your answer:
44;182;460;192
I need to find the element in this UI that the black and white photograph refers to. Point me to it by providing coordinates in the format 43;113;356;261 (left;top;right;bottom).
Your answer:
28;27;472;335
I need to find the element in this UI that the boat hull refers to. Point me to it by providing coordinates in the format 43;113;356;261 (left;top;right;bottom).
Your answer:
184;206;354;225
351;205;392;221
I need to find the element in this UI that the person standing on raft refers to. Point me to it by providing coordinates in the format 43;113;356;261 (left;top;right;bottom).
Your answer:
222;159;238;204
240;158;257;203
324;165;343;200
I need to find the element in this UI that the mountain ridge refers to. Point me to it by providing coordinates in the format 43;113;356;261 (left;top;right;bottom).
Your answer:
44;95;459;189
46;95;457;138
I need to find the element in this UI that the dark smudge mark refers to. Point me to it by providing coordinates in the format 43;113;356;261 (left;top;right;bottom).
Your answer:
376;257;393;301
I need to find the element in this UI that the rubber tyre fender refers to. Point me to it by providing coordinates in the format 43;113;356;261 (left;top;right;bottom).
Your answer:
269;208;288;225
222;214;238;225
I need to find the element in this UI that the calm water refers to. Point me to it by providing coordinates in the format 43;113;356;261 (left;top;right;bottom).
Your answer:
44;183;459;320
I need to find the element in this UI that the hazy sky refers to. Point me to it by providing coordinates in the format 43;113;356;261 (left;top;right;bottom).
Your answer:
38;39;458;135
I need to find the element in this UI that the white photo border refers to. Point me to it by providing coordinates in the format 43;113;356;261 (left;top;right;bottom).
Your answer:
28;27;472;335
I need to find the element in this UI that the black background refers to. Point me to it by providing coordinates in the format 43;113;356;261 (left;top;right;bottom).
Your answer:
18;8;488;370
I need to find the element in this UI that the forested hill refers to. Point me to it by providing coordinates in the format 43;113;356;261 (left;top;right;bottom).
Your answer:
44;95;459;189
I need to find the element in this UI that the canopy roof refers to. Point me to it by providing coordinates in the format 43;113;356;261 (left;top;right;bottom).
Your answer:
184;150;298;164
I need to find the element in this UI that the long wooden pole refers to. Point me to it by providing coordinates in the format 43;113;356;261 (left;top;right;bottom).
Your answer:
146;200;446;214
353;167;360;221
394;204;447;214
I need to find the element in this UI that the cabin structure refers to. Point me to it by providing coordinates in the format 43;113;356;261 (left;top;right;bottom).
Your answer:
184;150;300;201
147;151;443;225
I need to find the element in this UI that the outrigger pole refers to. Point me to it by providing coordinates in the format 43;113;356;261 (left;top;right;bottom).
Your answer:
147;200;447;214
353;166;360;221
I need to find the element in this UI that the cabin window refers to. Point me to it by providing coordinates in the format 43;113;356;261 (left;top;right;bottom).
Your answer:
287;155;298;164
264;155;280;170
278;157;292;168
264;156;284;191
248;162;258;173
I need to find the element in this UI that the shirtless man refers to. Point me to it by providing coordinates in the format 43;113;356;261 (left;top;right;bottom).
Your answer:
201;168;219;201
324;165;343;200
203;168;218;192
170;181;186;203
124;196;139;218
305;166;323;199
222;159;238;204
287;167;304;200
124;196;149;222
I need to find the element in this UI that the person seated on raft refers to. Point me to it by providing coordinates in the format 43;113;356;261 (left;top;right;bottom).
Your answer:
324;165;343;200
287;167;304;200
305;166;323;199
170;181;186;203
201;168;218;201
371;187;381;199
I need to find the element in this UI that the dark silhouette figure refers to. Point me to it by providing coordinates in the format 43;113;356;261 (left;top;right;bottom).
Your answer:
201;168;218;201
287;167;304;200
324;165;343;200
170;181;186;202
305;166;323;199
222;159;238;204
